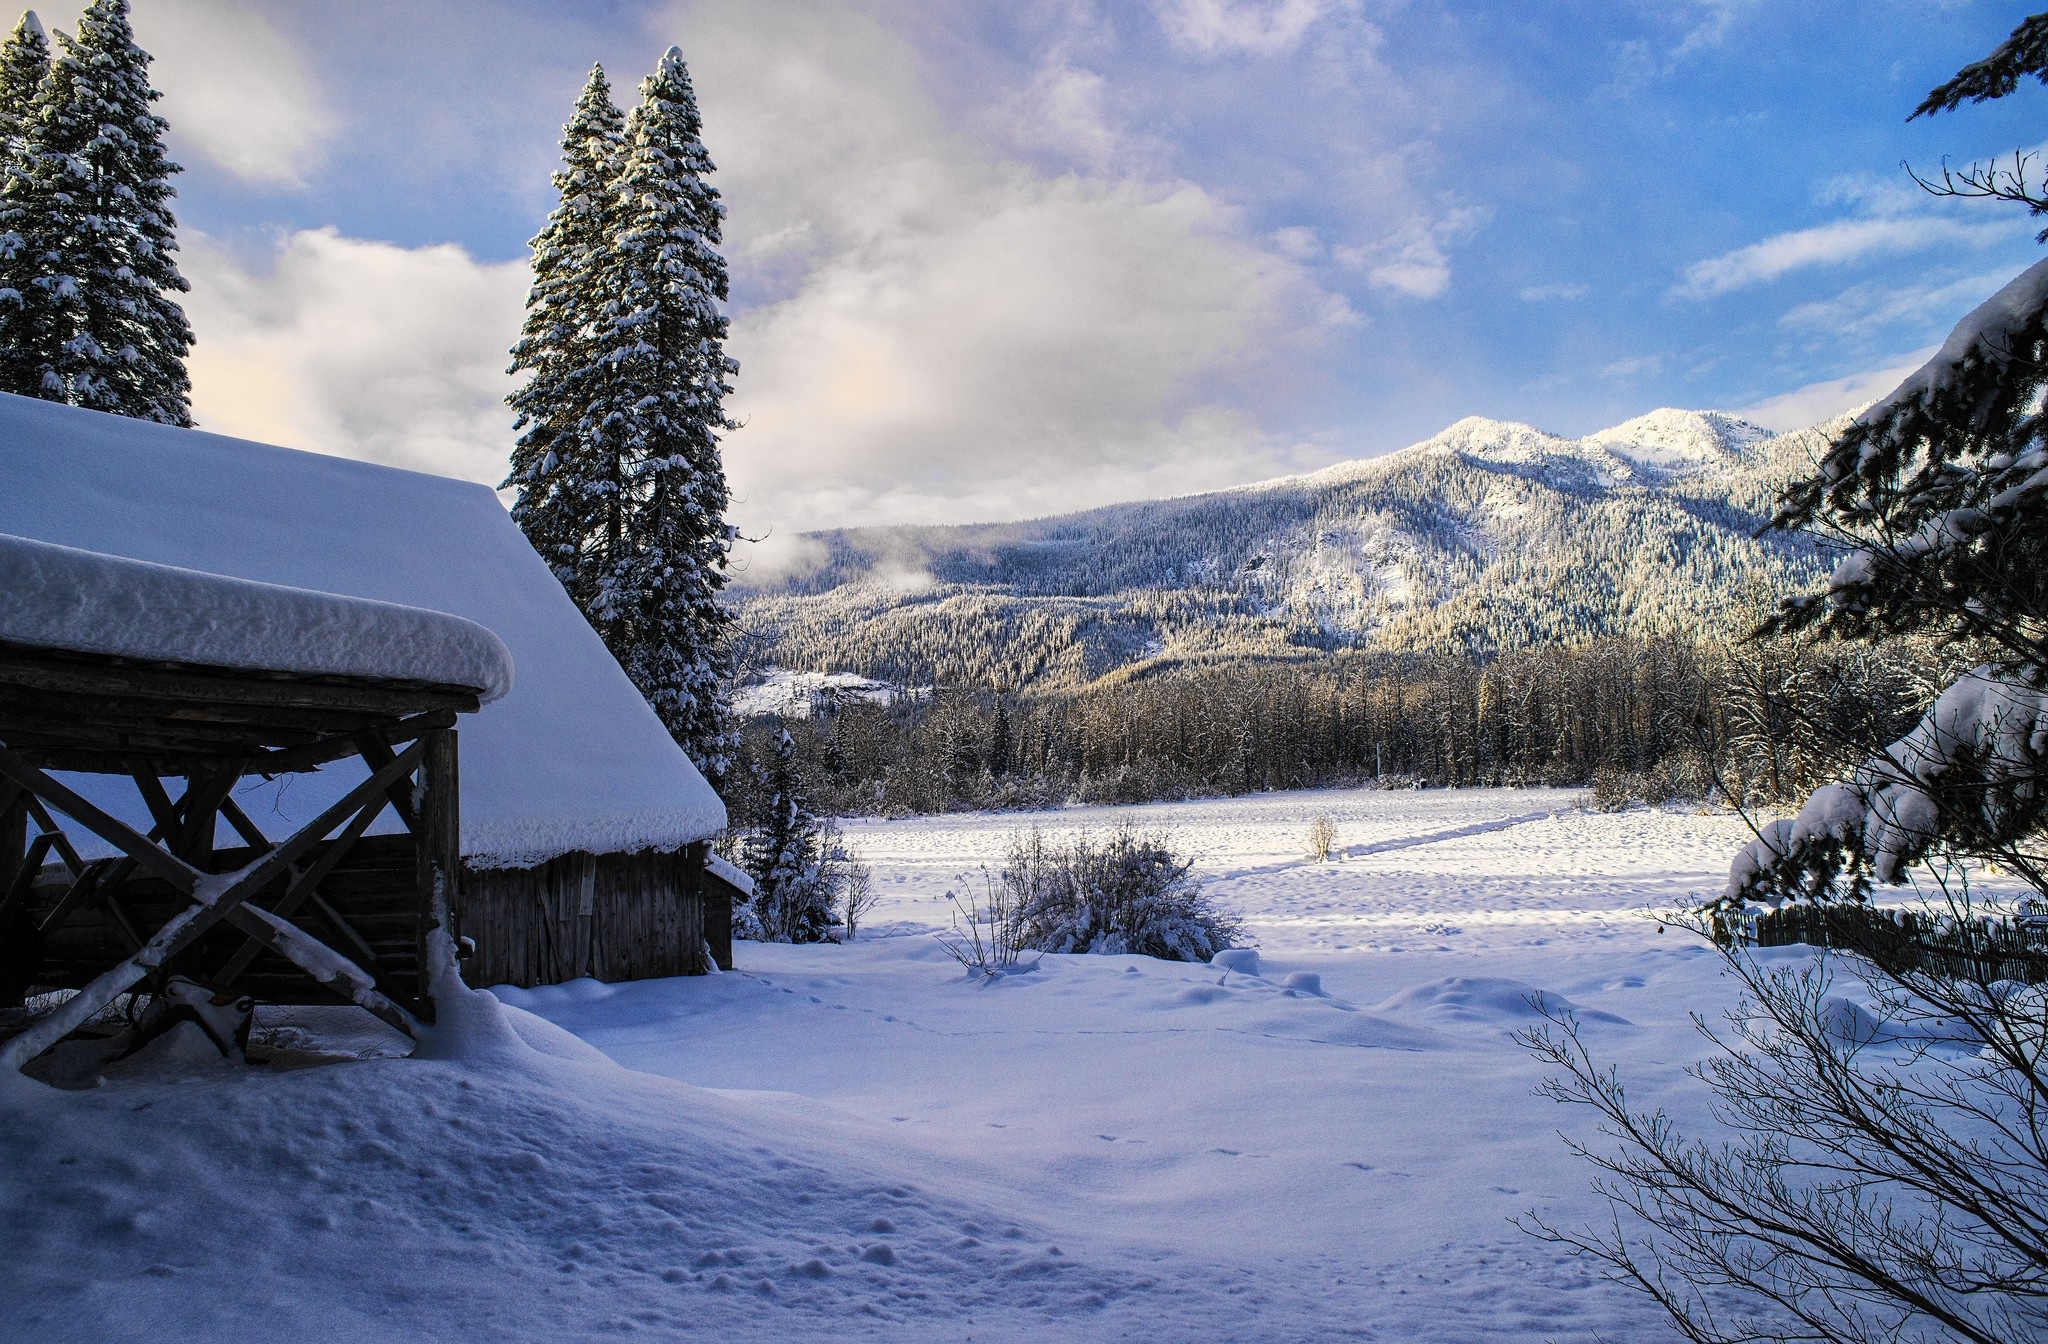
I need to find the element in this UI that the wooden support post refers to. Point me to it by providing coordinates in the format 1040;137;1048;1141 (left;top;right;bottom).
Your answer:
0;784;27;1008
413;727;460;1024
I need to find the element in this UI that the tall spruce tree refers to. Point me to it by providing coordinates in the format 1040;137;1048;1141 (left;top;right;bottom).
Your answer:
0;0;190;423
505;64;628;609
588;46;738;784
0;9;49;399
0;11;46;155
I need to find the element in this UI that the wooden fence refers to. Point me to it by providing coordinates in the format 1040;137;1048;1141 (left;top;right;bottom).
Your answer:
1715;903;2048;985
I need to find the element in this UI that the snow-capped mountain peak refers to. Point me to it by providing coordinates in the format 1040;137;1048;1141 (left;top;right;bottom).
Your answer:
735;406;1831;690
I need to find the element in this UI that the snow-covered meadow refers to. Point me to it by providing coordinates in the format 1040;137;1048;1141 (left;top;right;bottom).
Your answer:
6;786;1805;1342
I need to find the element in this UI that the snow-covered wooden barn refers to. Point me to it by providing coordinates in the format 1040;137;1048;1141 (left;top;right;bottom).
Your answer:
0;393;743;996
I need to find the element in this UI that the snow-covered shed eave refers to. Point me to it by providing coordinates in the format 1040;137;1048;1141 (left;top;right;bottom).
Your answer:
462;808;727;872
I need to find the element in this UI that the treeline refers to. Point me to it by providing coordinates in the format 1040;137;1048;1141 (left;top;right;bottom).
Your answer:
722;634;1963;823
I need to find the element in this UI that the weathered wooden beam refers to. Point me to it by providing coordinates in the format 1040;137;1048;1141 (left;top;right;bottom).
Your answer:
21;796;86;879
172;763;245;870
0;830;54;931
215;791;386;985
0;787;26;1009
128;768;182;837
353;731;422;834
37;858;130;937
0;746;201;894
216;796;271;852
99;889;145;954
0;644;481;717
414;728;460;1024
0;741;427;1072
253;708;457;779
213;902;416;1037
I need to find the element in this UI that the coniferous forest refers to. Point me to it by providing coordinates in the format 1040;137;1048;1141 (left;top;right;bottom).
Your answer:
722;630;1963;824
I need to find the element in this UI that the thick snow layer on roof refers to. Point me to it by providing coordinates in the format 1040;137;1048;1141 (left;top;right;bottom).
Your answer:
0;532;513;700
0;394;725;864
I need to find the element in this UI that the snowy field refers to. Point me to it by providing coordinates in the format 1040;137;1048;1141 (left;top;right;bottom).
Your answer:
5;786;1829;1342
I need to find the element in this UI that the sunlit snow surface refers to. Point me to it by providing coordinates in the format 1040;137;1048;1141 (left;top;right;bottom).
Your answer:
8;787;1974;1342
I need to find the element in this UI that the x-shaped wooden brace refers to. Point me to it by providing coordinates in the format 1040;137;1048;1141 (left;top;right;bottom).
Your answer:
0;739;426;1071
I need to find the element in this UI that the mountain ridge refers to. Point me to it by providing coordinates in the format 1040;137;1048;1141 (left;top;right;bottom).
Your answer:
732;407;1837;693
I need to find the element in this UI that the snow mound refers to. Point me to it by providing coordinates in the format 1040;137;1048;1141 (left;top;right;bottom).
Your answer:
0;532;514;700
1210;948;1261;976
0;1013;1159;1342
1372;976;1632;1030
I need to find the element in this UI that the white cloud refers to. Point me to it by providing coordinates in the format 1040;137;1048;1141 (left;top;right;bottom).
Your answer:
1732;349;1938;432
660;0;1338;548
128;0;337;186
182;229;527;484
1674;216;2016;299
1154;0;1337;58
1518;282;1588;302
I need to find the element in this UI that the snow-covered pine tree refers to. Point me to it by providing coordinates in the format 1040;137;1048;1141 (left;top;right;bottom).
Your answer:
504;64;627;609
740;728;837;944
1;0;190;423
0;11;46;154
588;46;738;785
0;9;50;399
1727;14;2048;908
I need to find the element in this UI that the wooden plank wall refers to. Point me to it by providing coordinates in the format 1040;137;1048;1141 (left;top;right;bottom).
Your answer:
461;845;708;989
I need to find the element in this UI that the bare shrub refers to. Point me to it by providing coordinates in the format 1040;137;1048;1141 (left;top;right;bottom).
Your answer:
933;868;1030;977
1521;904;2048;1344
1002;825;1242;962
1307;815;1337;862
841;864;878;941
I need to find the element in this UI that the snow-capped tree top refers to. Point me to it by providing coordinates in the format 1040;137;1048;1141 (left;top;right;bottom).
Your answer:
16;11;44;43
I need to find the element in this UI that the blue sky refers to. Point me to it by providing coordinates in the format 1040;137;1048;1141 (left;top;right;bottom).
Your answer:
102;0;2048;571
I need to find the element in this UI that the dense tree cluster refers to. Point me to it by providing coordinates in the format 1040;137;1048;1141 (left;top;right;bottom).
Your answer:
506;50;738;782
0;1;191;424
723;634;1959;823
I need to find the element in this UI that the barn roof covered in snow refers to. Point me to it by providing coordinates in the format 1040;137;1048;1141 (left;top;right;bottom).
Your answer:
0;393;726;866
0;532;514;700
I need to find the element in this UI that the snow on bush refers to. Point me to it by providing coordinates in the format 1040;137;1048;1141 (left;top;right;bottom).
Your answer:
1000;826;1242;963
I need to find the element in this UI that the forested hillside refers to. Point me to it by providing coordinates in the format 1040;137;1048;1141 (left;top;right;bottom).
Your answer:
734;408;1835;691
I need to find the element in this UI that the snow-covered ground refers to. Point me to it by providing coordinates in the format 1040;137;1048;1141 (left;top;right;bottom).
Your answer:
5;786;1841;1342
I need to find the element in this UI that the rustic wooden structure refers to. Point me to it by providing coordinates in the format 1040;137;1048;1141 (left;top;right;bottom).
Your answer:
0;637;481;1071
0;391;736;997
464;846;741;985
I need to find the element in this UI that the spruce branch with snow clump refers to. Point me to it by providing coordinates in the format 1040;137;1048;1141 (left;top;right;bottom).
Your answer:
1732;255;2048;908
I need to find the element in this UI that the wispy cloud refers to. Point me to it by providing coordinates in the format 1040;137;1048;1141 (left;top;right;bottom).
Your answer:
1153;0;1339;58
1674;216;2014;299
1600;353;1665;380
1336;207;1487;300
1779;271;2012;338
1519;282;1588;302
